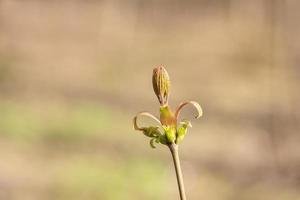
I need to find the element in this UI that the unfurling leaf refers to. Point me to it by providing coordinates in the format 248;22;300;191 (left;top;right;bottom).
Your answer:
175;101;203;121
176;120;192;144
162;125;176;143
142;126;161;138
133;112;161;131
150;138;157;148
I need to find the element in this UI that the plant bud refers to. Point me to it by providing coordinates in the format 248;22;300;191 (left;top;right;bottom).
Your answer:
160;105;176;126
152;66;170;106
162;125;176;143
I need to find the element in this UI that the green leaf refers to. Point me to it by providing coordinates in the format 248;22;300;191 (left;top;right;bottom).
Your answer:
176;120;192;144
162;125;176;143
158;135;167;145
150;138;156;148
142;126;161;138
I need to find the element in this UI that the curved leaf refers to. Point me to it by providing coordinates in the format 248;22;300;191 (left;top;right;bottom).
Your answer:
150;138;157;148
175;101;203;121
142;126;161;138
133;112;161;131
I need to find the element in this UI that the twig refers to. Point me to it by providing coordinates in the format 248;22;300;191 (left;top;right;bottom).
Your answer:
169;143;186;200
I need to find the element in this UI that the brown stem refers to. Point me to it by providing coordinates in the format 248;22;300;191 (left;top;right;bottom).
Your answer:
168;143;187;200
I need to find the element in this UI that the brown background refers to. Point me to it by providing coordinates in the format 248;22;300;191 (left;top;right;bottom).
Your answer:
0;0;300;199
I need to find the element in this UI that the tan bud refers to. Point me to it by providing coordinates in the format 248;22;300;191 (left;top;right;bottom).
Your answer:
152;66;170;106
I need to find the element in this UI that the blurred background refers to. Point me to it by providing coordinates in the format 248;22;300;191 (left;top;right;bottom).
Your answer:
0;0;300;199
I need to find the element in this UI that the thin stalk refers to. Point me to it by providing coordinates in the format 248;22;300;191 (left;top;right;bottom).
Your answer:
168;143;186;200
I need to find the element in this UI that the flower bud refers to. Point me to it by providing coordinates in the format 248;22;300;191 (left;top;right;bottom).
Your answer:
152;66;170;106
